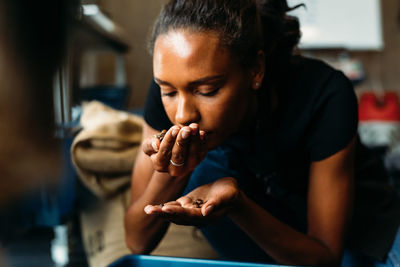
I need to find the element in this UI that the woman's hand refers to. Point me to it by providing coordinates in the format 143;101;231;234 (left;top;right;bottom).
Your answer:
142;123;207;178
143;177;241;226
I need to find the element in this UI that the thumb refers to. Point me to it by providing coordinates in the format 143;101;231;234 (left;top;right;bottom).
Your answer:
201;199;219;216
143;138;160;155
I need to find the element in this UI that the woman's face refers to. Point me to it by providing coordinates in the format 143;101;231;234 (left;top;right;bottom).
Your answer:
153;29;262;149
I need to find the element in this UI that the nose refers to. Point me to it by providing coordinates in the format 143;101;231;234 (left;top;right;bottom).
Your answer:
175;94;200;127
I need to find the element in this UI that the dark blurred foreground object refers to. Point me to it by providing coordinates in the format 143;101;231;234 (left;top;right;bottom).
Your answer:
1;2;130;266
0;0;77;206
0;0;78;264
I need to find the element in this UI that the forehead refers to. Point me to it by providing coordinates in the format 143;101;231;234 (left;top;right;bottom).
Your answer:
153;29;235;80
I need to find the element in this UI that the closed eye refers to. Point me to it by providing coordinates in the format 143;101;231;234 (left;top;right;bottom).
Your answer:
161;91;177;97
159;84;177;97
196;87;220;96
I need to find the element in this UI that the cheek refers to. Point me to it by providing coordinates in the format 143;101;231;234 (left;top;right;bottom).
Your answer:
222;85;251;121
209;90;250;132
162;99;177;123
221;99;246;127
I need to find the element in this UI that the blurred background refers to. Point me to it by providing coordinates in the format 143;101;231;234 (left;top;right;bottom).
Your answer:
94;0;400;107
0;0;400;266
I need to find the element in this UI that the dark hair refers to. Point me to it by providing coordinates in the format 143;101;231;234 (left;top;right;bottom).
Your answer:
149;0;303;79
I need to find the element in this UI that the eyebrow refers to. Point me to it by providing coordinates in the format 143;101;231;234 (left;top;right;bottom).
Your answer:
154;75;225;88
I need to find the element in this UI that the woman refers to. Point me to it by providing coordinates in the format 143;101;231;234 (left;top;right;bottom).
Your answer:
124;0;400;266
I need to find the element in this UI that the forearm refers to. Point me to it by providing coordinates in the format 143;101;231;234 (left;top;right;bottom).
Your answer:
124;171;189;254
229;191;339;267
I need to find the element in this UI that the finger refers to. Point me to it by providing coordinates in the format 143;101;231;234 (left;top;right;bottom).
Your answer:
186;125;202;169
154;126;180;171
162;204;202;217
188;123;199;135
162;201;182;207
199;130;206;141
142;135;161;156
201;198;219;216
154;129;167;142
152;129;167;152
199;130;208;158
144;204;163;214
176;196;193;208
161;204;184;214
169;126;191;170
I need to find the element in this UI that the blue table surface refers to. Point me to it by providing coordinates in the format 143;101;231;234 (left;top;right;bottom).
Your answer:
110;255;307;267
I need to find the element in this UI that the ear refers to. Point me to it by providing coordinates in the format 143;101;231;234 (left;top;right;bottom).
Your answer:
250;50;265;90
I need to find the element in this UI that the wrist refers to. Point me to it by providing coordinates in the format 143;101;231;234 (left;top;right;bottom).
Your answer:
175;171;193;180
154;169;191;179
151;170;192;195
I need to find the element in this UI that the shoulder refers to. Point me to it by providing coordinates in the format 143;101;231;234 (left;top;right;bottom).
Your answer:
285;56;354;108
293;56;334;74
276;56;358;161
291;56;350;91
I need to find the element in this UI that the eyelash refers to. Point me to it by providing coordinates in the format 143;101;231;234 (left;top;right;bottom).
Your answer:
161;91;177;97
161;87;221;97
196;87;220;96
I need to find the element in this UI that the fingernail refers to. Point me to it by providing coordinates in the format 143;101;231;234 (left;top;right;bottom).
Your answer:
202;205;214;216
182;129;191;139
144;206;152;214
172;127;179;137
199;130;206;141
189;124;198;134
152;140;158;152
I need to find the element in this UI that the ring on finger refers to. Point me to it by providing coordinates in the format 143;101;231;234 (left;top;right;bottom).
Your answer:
170;159;184;167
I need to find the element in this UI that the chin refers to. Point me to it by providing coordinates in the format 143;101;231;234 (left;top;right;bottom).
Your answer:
206;142;218;151
202;133;216;150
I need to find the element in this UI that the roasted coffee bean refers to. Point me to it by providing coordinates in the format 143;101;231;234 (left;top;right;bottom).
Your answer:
155;130;167;141
193;199;204;208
